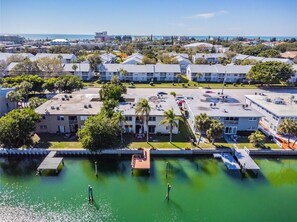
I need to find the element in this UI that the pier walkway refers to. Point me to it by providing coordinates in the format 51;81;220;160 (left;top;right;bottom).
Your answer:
234;148;260;172
37;151;64;174
131;149;150;173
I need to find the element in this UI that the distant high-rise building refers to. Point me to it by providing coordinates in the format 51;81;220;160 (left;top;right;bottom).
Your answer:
0;35;25;44
95;31;109;42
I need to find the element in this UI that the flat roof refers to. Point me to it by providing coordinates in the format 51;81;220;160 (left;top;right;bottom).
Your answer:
245;93;297;117
186;94;263;118
35;94;102;115
118;94;182;116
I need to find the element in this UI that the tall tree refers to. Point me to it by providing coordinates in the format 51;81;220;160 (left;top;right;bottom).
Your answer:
6;91;22;108
28;97;47;109
118;68;128;83
72;64;78;73
248;131;266;147
78;113;119;151
160;108;183;143
87;54;102;72
278;119;297;147
113;111;128;145
247;61;294;86
194;113;211;145
17;81;33;103
135;98;151;142
206;119;224;144
0;108;41;148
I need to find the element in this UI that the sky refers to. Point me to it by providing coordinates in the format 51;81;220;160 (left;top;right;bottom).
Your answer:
0;0;297;36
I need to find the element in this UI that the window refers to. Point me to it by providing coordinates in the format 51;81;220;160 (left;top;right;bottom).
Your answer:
125;116;132;121
249;117;257;121
40;125;47;129
42;116;46;120
57;116;65;121
80;116;88;121
148;125;156;133
149;116;156;121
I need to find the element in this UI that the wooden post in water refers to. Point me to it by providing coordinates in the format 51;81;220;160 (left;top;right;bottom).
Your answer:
95;161;98;177
88;185;94;203
165;162;169;178
166;183;172;201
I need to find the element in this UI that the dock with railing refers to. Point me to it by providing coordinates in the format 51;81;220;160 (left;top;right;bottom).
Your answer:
131;149;150;174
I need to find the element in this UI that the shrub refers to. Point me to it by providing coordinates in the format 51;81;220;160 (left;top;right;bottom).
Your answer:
240;83;244;86
156;132;162;136
233;83;236;86
188;83;190;86
130;82;134;85
224;83;227;86
127;85;135;88
170;91;176;97
149;81;154;86
182;83;185;87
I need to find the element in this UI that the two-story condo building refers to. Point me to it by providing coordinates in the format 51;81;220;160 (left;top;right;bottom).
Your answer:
62;63;94;80
30;53;77;63
192;53;226;64
35;93;181;135
245;93;297;137
99;64;181;82
183;93;262;135
186;64;252;83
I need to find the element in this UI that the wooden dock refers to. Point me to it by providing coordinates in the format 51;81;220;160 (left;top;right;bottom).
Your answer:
37;151;64;175
234;148;260;173
213;153;240;170
131;149;150;174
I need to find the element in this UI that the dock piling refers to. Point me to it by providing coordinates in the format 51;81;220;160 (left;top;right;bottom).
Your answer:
88;185;94;203
95;161;98;177
165;162;169;178
166;183;172;201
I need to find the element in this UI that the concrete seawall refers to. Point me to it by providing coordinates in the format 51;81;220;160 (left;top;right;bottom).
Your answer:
1;148;297;157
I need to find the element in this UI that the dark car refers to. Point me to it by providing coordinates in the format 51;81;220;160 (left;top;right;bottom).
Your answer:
157;92;168;96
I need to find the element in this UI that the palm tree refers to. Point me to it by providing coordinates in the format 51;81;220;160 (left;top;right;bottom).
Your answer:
113;111;128;145
135;98;151;143
195;73;203;85
160;108;183;143
194;113;211;145
206;119;224;145
248;131;266;148
17;81;33;104
57;54;63;66
6;91;22;108
72;64;78;75
278;118;295;147
176;74;182;84
119;68;128;83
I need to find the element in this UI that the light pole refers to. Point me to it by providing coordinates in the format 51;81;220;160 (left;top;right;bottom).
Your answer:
221;66;227;95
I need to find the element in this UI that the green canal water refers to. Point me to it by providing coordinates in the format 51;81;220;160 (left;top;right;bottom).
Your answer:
1;156;297;222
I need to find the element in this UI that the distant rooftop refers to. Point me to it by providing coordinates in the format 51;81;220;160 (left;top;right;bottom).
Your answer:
245;93;297;117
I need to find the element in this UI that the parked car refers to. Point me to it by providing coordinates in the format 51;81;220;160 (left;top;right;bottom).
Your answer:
157;92;168;96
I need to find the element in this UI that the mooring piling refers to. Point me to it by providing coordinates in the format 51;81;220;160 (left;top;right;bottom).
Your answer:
95;161;98;177
88;185;94;203
166;183;172;201
165;162;169;178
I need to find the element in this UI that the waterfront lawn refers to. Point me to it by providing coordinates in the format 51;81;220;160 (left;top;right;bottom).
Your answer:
33;133;82;149
83;81;258;89
123;120;193;149
198;136;280;149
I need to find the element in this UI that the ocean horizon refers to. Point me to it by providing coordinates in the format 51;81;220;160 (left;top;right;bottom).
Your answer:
1;33;297;41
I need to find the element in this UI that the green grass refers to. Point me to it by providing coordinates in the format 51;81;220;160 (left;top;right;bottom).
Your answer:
33;133;82;149
123;120;193;149
83;81;258;89
197;136;280;149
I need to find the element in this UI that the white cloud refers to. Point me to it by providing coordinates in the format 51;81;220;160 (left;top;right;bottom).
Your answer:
185;10;229;19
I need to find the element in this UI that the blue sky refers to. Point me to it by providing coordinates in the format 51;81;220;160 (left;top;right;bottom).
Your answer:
0;0;297;36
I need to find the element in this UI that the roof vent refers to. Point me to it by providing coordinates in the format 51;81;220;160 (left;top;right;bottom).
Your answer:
51;106;55;110
56;106;60;110
84;105;88;109
62;97;65;101
88;104;92;108
69;95;72;98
